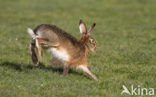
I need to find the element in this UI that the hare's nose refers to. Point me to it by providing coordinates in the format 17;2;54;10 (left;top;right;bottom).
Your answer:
94;47;97;51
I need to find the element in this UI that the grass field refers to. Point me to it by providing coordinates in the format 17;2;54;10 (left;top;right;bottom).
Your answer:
0;0;156;97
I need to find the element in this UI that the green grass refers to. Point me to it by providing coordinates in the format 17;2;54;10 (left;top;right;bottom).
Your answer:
0;0;156;97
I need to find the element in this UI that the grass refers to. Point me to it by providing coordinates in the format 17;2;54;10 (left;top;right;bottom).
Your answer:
0;0;156;97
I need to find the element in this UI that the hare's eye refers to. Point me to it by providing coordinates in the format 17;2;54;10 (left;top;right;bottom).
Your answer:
90;39;93;43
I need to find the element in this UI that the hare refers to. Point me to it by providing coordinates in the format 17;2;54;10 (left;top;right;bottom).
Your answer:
27;20;98;81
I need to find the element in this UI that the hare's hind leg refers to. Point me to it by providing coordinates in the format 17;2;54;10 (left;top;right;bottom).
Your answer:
29;43;38;66
35;38;43;63
78;65;98;81
36;38;59;47
35;38;60;64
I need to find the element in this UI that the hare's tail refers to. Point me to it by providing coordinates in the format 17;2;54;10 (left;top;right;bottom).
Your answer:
27;28;36;39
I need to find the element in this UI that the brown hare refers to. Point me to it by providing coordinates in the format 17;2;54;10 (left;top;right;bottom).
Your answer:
27;20;98;81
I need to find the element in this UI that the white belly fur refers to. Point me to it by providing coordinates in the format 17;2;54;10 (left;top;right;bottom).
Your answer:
48;48;69;61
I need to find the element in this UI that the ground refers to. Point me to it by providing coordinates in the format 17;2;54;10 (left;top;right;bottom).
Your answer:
0;0;156;97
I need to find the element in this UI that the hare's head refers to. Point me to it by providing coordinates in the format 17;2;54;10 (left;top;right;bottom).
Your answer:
79;20;97;52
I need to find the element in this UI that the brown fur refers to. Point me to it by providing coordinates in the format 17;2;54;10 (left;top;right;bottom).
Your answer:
28;20;98;80
29;43;38;65
34;24;90;65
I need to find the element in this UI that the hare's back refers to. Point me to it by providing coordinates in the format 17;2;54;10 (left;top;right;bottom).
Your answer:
34;24;60;42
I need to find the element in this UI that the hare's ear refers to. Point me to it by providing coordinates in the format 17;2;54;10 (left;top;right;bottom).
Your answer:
87;23;96;35
79;19;87;34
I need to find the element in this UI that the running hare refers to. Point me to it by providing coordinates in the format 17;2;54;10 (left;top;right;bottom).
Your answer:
27;20;98;81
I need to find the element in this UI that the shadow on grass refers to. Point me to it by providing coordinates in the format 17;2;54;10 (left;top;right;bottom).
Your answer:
0;61;82;76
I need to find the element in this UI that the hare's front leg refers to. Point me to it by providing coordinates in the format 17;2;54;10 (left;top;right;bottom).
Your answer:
78;65;98;81
63;63;70;75
50;58;63;66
